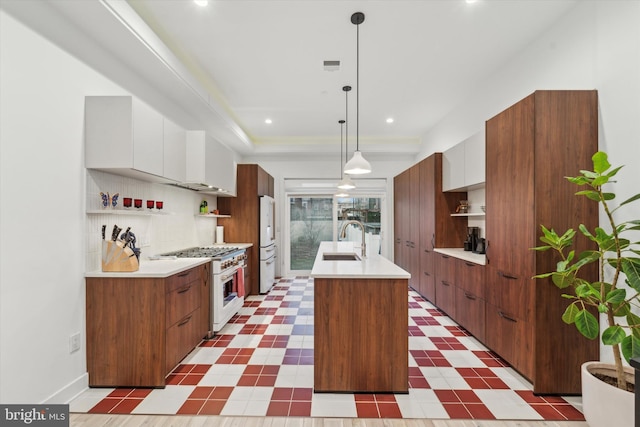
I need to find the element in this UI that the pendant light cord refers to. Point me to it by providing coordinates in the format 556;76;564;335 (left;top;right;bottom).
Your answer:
356;21;360;152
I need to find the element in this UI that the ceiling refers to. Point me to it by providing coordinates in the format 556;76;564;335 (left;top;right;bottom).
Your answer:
4;0;579;159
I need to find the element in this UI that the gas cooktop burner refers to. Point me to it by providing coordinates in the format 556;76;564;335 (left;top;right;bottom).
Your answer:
161;246;240;259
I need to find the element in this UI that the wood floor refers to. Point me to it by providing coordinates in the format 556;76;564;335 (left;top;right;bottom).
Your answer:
70;413;589;427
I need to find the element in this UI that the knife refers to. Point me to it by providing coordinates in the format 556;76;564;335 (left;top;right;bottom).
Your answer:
111;225;122;241
101;225;106;240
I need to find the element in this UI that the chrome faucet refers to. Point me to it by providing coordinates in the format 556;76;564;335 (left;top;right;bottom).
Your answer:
339;220;367;258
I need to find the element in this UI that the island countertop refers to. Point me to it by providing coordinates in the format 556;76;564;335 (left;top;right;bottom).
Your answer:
310;241;410;279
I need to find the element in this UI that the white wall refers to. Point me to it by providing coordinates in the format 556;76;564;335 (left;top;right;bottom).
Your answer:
417;1;640;363
0;12;219;404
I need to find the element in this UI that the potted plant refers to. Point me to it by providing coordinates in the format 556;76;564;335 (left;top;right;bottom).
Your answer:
533;151;639;427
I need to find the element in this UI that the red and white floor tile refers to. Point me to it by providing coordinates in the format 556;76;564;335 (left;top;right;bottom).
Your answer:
70;277;584;420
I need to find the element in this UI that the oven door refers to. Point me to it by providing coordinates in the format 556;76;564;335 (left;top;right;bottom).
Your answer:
221;269;237;305
212;266;244;332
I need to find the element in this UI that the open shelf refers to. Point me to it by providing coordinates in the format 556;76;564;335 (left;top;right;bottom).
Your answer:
196;213;231;218
451;212;485;217
87;209;174;216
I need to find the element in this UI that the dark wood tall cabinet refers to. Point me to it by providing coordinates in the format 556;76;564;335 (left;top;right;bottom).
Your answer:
485;90;599;394
394;153;467;302
218;164;274;296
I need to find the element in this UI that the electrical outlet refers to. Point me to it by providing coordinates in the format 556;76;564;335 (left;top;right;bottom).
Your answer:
69;332;81;353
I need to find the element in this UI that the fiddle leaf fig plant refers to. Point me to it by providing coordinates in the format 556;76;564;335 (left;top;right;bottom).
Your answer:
533;151;640;391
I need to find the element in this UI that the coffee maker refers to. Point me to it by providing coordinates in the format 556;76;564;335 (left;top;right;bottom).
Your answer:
464;227;480;252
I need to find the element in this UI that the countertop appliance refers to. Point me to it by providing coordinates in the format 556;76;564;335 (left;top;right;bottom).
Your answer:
260;195;276;293
160;245;246;333
465;227;480;252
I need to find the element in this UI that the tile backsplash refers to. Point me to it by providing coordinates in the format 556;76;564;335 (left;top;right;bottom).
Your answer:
85;170;218;272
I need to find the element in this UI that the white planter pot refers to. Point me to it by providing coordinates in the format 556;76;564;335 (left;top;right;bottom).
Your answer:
581;361;635;427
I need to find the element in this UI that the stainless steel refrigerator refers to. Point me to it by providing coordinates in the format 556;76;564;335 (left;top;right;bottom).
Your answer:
259;195;276;293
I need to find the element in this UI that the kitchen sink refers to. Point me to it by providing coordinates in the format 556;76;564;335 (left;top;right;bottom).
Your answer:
322;252;361;261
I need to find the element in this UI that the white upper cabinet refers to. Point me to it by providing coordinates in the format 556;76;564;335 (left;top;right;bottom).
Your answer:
185;131;237;196
85;96;180;183
162;118;186;182
442;130;485;192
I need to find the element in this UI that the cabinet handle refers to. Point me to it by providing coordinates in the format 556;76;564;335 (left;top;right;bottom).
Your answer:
441;281;450;287
177;285;192;294
424;248;431;253
498;271;518;280
464;292;476;300
177;271;190;277
177;315;193;327
465;262;476;267
441;255;450;259
424;272;431;276
431;234;435;249
498;311;517;323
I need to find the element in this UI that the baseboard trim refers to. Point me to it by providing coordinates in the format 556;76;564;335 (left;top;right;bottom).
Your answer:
42;373;89;404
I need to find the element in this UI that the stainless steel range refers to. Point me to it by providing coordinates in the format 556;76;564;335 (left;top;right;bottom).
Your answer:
161;245;247;334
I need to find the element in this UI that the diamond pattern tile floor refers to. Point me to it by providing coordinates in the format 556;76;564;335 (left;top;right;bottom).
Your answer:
70;276;584;420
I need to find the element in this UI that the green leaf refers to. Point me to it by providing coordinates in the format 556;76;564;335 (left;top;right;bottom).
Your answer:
627;312;640;331
621;335;640;363
575;310;599;339
592;151;611;174
598;303;608;313
567;176;589;185
605;288;627;304
602;325;626;345
619;192;640;207
621;258;640;293
552;272;574;289
562;304;579;324
604;165;623;180
602;192;616;201
575;190;601;202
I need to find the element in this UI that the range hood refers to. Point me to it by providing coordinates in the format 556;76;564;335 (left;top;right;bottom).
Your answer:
176;131;237;196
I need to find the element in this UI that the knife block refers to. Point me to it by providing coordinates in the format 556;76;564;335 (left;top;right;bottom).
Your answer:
102;240;139;272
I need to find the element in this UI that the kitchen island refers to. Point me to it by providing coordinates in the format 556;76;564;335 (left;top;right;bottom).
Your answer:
311;241;410;393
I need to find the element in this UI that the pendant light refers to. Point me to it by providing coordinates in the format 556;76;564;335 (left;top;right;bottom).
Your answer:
338;86;356;190
344;12;372;175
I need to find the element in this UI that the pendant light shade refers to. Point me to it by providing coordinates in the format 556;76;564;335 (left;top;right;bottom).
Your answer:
338;176;356;190
344;11;371;175
344;151;372;175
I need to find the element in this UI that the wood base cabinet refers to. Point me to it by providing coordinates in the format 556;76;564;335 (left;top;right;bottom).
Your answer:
314;278;408;393
485;90;599;394
86;264;208;388
455;260;486;343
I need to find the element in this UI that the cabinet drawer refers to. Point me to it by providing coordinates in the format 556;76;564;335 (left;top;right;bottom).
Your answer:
435;278;456;318
166;280;200;326
457;260;485;298
165;267;201;293
455;287;485;343
485;266;532;321
165;308;200;374
435;253;455;283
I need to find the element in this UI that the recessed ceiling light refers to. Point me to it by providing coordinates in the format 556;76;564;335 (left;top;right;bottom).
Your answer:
265;119;272;124
466;0;478;4
194;0;208;7
386;118;394;124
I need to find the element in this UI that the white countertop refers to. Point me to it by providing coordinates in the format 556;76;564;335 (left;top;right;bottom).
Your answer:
86;257;211;278
86;243;253;278
434;248;486;265
310;241;410;279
